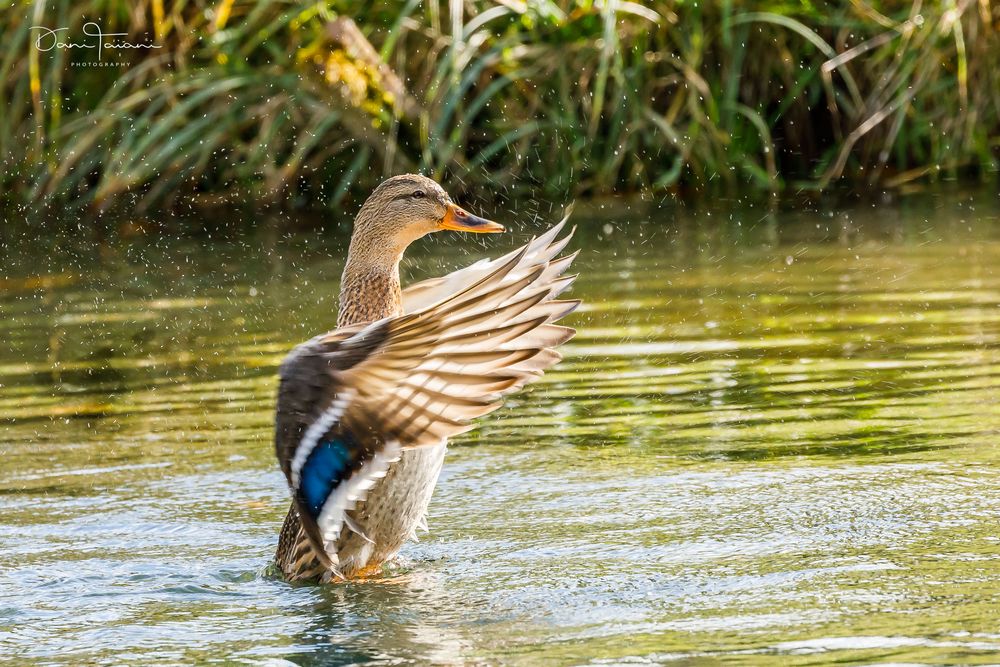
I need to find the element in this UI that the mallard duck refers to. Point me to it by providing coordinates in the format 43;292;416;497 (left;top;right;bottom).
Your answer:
273;174;578;582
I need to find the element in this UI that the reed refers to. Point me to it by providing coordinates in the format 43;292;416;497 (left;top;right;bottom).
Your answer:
2;0;997;212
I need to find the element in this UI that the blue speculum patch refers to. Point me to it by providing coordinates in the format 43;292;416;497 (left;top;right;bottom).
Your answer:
299;438;353;517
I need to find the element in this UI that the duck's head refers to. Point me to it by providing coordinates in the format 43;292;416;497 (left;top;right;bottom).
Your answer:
351;174;503;257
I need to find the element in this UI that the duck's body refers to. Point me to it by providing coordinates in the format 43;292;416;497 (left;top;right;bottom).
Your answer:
275;444;445;579
273;174;577;582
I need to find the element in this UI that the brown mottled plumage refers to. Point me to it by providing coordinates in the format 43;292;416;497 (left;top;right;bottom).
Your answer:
335;175;449;326
273;174;578;582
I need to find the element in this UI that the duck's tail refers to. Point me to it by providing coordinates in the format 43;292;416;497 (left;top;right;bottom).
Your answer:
275;503;328;581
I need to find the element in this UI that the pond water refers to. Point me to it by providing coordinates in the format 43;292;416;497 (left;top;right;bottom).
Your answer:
2;188;1000;665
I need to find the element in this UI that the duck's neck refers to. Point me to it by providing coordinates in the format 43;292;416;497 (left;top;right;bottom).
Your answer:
337;237;404;328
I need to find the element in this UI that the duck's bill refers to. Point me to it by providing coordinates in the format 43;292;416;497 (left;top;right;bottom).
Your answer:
441;203;505;233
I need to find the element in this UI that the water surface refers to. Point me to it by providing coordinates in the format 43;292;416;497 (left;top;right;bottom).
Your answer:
2;189;1000;665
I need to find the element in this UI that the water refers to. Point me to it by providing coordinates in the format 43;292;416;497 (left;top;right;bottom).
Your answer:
2;188;1000;665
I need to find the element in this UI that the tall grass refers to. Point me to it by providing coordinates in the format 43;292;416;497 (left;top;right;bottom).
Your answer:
2;0;997;212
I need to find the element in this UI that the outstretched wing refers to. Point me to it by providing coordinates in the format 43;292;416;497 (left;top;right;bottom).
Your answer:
274;220;578;571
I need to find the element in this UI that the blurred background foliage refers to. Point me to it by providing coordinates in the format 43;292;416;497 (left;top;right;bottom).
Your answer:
1;0;997;212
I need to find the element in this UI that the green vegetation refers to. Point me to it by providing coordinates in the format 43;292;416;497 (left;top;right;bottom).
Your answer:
2;0;997;211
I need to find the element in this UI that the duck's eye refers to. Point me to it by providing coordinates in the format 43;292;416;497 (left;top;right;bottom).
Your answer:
411;190;426;199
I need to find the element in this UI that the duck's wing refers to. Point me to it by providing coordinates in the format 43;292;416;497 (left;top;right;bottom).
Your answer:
274;222;578;571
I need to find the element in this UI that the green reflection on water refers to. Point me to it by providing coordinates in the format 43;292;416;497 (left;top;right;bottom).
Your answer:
2;189;1000;665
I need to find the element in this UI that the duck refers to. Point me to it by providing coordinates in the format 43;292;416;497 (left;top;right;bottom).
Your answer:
272;174;579;582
